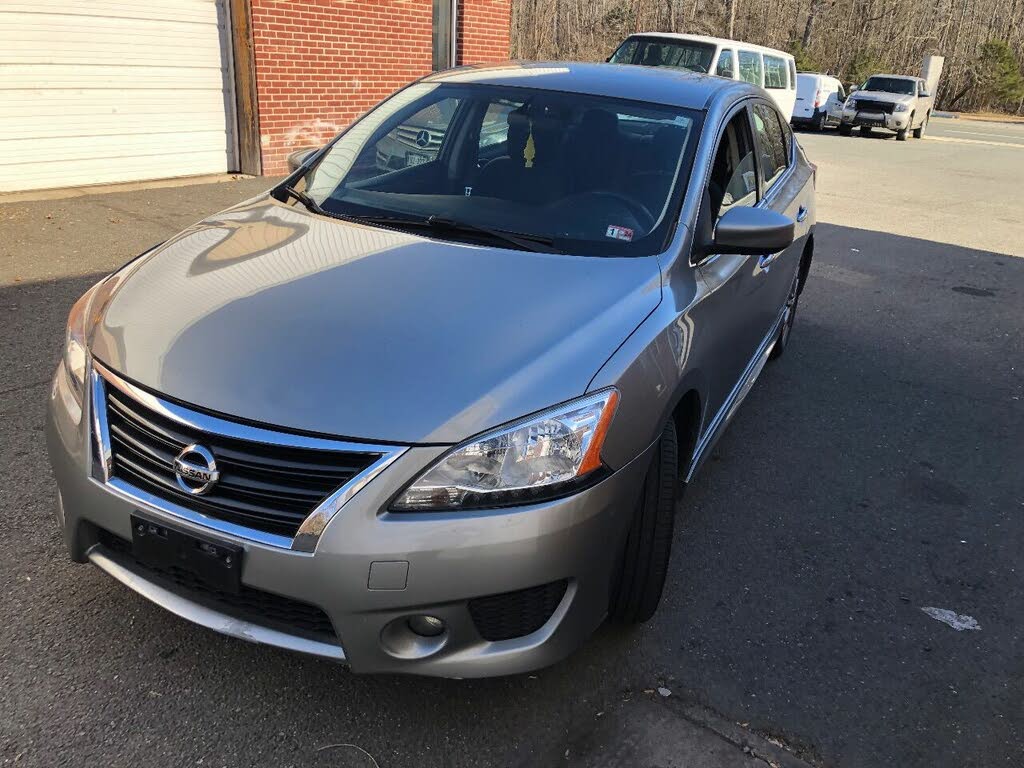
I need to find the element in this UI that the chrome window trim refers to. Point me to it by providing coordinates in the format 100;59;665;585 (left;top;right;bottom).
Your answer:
90;361;406;552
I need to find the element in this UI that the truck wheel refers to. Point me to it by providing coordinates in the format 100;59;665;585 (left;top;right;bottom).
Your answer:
839;124;852;136
814;111;827;131
897;115;911;141
913;112;928;139
609;420;679;624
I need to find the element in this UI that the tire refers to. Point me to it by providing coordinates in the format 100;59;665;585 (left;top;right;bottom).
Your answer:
897;114;911;141
813;111;827;131
913;112;928;139
608;420;680;624
860;125;872;136
769;270;801;360
839;123;852;136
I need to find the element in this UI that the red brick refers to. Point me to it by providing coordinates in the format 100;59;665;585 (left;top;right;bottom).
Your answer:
250;0;510;174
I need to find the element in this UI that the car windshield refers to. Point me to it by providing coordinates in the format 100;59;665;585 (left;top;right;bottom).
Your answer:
295;81;700;256
610;37;716;75
863;76;916;95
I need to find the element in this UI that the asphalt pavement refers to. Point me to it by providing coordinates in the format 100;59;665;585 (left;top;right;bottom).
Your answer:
2;121;1022;768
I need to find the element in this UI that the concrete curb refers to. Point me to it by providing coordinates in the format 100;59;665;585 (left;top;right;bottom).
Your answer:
672;700;818;768
0;173;256;204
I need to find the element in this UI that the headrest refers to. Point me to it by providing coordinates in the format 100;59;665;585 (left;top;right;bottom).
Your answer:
579;109;619;144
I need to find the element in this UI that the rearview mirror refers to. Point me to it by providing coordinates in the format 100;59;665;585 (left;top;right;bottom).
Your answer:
287;147;319;173
713;207;795;255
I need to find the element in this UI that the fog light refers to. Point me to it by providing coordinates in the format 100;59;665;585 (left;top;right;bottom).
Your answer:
407;615;445;637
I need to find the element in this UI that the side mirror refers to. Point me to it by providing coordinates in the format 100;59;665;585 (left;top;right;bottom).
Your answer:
920;91;931;98
849;84;859;93
712;207;795;255
287;147;319;173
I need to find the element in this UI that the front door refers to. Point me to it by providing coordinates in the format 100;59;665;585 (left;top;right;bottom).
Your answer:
693;104;767;421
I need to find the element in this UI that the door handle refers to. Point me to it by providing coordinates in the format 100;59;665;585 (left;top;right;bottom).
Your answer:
796;205;809;222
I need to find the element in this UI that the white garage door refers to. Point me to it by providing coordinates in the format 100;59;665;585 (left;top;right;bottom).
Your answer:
0;0;237;192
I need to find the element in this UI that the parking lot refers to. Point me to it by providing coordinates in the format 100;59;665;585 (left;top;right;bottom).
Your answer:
2;118;1022;767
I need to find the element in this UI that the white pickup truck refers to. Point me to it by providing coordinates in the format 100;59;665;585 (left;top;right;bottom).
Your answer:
839;74;934;141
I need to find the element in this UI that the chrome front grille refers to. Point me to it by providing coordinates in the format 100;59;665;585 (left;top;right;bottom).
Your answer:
92;365;399;544
392;124;445;150
853;98;896;114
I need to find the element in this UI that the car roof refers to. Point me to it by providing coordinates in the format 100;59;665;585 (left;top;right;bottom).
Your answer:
869;73;921;81
422;61;761;111
627;32;793;59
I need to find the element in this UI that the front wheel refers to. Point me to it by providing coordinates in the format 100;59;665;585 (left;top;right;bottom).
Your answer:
860;125;872;136
839;123;853;136
608;420;679;624
814;111;827;131
897;114;911;141
770;271;801;360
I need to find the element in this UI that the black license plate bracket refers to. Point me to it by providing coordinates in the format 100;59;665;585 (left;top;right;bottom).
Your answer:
130;513;243;594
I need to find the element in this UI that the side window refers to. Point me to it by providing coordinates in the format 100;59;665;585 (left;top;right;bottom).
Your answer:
763;55;787;89
707;110;758;221
737;51;763;86
354;97;461;179
715;49;735;78
751;102;789;190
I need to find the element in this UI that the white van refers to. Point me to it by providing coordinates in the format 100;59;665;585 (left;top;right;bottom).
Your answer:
609;33;797;119
793;73;846;130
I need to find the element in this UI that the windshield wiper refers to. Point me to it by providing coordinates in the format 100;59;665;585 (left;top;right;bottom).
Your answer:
276;184;322;215
346;213;558;253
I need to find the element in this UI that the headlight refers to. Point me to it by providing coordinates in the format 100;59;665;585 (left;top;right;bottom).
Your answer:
391;389;620;511
893;103;909;112
845;98;857;108
62;287;95;406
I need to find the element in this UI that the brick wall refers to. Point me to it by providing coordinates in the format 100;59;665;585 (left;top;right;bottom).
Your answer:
249;0;511;176
457;0;511;66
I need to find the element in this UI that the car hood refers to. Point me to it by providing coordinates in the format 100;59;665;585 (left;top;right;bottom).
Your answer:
90;196;662;444
854;90;915;103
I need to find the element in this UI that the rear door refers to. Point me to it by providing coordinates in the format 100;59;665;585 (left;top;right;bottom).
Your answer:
794;75;817;120
748;100;812;333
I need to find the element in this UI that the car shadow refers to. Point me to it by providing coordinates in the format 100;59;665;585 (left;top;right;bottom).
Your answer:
1;224;1022;768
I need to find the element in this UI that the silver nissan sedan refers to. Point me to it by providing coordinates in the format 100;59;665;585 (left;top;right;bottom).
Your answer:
46;62;815;677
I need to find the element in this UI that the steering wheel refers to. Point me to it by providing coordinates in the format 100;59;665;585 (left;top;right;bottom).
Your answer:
585;190;656;232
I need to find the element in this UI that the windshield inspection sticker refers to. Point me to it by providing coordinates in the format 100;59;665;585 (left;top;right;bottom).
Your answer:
606;225;634;242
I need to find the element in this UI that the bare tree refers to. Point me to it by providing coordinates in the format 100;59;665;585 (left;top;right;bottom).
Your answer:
510;0;1024;112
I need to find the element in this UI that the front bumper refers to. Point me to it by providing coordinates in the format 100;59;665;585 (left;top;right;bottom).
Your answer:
841;109;911;131
45;361;651;677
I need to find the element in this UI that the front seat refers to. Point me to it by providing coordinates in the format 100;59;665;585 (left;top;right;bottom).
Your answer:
474;107;566;204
